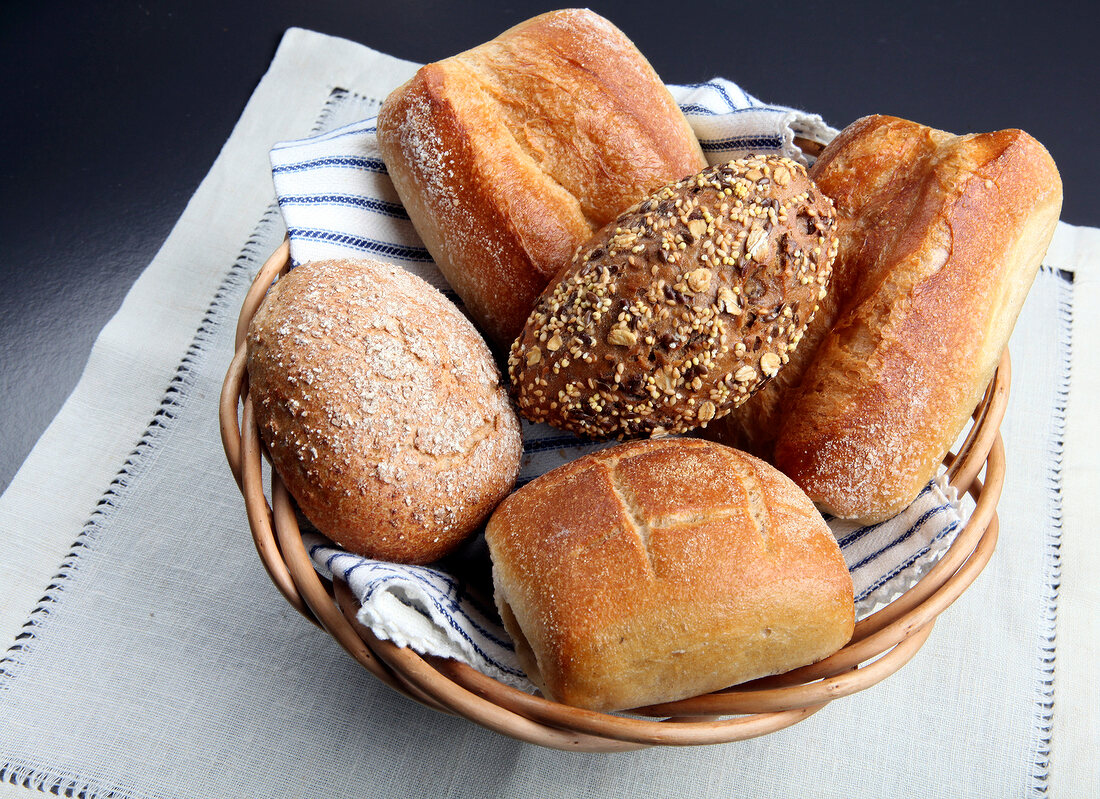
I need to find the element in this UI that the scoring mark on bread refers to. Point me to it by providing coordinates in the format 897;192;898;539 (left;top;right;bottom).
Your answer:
729;457;773;554
601;452;747;576
605;460;658;575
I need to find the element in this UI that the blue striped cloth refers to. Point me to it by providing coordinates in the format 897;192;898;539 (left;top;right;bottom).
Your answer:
306;532;531;688
271;78;966;689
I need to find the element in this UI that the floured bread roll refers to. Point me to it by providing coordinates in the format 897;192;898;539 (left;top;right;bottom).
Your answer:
377;8;708;347
707;115;1061;523
247;259;522;564
485;438;854;712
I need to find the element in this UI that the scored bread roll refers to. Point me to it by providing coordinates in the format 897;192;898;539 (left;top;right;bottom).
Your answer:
509;156;838;439
753;115;1060;523
247;259;522;564
376;8;708;347
485;438;854;712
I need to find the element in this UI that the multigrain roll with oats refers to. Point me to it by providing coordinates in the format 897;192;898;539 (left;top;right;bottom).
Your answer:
376;8;708;347
509;156;838;439
485;438;855;712
246;259;522;564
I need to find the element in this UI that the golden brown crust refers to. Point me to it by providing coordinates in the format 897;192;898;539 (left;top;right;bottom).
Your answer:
508;156;838;439
376;9;707;346
767;115;1062;522
246;259;522;564
704;117;947;459
485;438;854;712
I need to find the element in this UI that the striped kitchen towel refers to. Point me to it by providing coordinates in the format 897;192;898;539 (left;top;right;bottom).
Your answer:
305;531;531;688
267;78;837;269
270;78;967;688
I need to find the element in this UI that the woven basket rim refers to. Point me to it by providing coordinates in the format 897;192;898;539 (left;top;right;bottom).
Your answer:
219;242;1007;751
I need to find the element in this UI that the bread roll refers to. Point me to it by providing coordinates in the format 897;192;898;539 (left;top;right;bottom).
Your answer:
485;438;854;712
701;198;857;461
509;156;838;439
751;115;1060;523
246;259;522;564
376;9;708;347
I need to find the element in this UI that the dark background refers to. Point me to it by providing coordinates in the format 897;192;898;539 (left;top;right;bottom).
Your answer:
1;1;1096;493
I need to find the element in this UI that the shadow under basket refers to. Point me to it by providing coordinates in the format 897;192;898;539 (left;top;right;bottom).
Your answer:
219;240;1009;752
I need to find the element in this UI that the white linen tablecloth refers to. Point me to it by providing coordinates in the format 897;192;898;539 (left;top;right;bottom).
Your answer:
0;28;1096;798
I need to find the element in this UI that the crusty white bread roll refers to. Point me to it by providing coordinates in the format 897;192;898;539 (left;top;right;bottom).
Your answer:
748;115;1061;523
376;9;708;347
508;156;838;440
247;259;522;564
485;438;854;712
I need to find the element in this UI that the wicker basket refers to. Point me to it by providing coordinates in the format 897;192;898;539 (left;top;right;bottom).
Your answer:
219;240;1008;751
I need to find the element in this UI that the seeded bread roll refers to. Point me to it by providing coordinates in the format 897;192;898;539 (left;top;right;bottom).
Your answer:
485;438;855;712
246;259;522;564
509;156;838;439
762;116;1061;523
376;9;708;347
701;212;859;461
